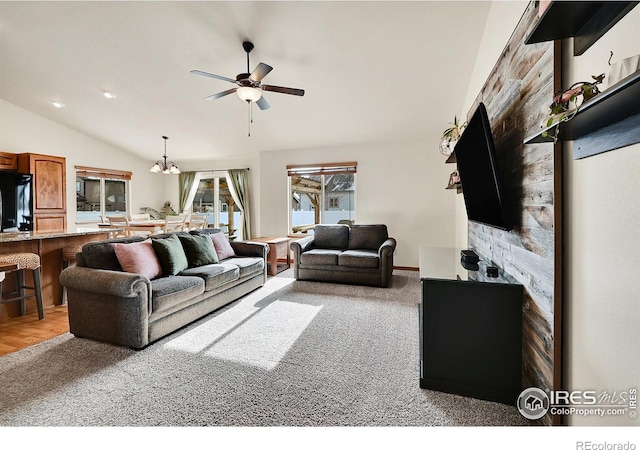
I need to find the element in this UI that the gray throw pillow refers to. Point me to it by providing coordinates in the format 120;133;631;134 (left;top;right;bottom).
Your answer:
152;234;189;275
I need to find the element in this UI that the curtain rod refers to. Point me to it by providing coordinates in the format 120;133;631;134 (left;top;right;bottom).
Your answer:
199;168;250;172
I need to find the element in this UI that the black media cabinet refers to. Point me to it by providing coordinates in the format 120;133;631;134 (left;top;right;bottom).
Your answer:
418;247;523;405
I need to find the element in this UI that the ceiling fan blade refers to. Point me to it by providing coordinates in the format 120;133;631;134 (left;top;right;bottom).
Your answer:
249;63;273;82
262;85;305;96
191;70;236;84
204;88;237;101
256;96;271;110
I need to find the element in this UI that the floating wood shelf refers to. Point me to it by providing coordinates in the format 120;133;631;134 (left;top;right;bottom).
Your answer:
523;69;640;145
525;1;639;56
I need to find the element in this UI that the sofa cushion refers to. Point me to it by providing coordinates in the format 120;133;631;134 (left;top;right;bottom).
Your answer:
210;232;236;260
150;275;205;314
313;225;350;249
347;224;389;251
338;249;380;268
221;256;265;278
180;263;239;291
299;249;342;266
152;234;189;276
112;239;163;280
179;234;219;267
81;236;146;270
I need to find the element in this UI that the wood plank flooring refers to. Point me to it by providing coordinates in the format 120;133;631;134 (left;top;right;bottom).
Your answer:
0;305;69;356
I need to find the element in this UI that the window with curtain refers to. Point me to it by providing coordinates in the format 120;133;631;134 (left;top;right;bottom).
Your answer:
191;174;240;238
287;162;356;235
75;166;132;224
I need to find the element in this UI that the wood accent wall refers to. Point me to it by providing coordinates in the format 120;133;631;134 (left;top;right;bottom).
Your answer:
465;3;561;425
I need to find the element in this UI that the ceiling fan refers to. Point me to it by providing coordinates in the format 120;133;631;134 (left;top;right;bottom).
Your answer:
191;41;305;111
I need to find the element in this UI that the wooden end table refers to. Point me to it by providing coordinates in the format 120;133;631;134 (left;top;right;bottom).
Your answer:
250;237;291;276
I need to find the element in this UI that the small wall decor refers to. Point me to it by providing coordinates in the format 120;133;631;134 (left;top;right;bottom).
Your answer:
439;116;466;156
542;73;604;142
445;170;461;193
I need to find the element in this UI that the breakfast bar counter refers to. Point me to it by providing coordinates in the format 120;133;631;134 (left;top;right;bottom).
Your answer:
0;227;110;319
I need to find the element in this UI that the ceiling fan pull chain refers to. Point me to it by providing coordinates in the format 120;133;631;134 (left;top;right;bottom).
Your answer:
248;101;251;137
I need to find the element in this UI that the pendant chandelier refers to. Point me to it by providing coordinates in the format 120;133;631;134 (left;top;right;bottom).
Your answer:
150;136;180;174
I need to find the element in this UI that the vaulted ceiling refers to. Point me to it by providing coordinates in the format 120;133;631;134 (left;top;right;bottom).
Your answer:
0;1;494;162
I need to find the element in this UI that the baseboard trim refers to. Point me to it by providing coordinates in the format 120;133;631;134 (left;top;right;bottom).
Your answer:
394;266;418;271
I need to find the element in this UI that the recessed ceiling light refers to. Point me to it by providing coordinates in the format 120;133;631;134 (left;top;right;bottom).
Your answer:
51;100;66;108
101;90;117;99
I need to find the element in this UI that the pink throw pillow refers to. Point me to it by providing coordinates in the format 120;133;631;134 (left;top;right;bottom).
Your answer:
210;232;236;260
112;239;163;280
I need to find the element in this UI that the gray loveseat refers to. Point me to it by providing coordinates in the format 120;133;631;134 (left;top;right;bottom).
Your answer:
290;224;396;287
59;228;268;349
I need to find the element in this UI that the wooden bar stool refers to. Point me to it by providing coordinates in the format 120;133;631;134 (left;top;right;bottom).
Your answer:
0;253;44;320
61;245;83;305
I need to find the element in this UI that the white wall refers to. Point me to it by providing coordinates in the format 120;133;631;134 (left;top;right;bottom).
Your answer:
562;9;640;426
258;139;455;267
0;99;164;223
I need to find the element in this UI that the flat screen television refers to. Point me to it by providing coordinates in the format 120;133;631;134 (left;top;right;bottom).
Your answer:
454;102;512;231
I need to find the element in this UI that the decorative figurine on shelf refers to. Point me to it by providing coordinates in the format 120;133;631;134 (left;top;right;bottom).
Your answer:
439;115;467;157
542;73;605;142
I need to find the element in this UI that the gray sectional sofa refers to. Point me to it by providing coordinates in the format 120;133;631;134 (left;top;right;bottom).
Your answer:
290;224;396;287
59;228;268;349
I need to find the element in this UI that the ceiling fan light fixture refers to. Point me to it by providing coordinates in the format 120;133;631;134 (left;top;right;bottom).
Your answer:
236;86;262;103
150;136;181;175
101;90;117;99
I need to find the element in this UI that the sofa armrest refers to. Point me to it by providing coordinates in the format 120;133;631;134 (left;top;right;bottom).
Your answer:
290;236;314;254
379;237;396;288
231;241;269;259
60;266;151;298
290;236;314;279
378;238;397;257
60;266;152;348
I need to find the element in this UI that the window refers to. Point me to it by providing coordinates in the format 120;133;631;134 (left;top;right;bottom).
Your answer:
192;175;239;238
75;166;132;223
287;162;356;235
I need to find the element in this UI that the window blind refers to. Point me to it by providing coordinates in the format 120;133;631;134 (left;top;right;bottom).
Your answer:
75;166;132;181
286;162;357;177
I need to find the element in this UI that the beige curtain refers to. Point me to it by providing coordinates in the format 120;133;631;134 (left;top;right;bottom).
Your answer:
178;171;197;213
227;169;251;240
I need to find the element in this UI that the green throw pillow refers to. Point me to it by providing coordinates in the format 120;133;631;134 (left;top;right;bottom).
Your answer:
152;234;189;275
179;234;219;267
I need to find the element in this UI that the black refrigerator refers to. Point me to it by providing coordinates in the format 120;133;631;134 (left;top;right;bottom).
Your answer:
0;172;33;231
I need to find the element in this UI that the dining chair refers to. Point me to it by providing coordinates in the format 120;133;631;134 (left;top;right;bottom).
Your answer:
187;213;208;230
164;214;187;233
107;215;131;238
129;213;151;221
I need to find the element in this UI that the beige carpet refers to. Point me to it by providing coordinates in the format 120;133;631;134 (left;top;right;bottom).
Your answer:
0;269;528;426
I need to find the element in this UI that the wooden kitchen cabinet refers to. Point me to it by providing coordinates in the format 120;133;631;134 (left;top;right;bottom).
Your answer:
18;153;67;232
0;151;18;171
